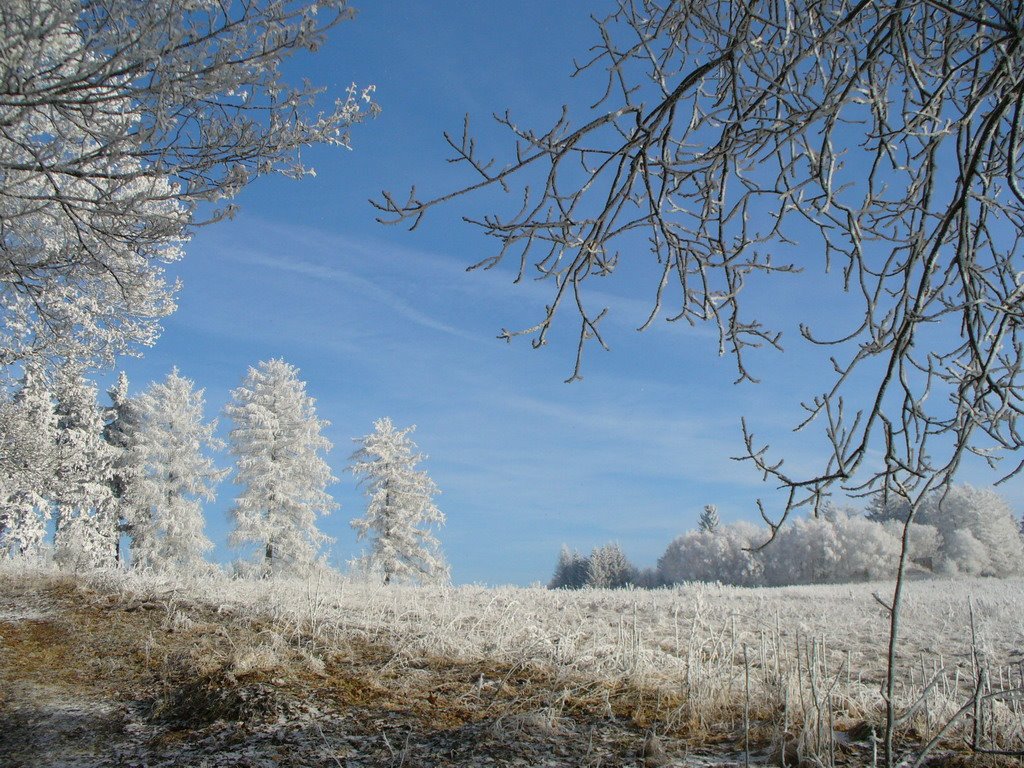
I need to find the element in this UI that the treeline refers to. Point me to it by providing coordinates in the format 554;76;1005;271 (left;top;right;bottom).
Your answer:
0;360;447;583
550;490;1024;589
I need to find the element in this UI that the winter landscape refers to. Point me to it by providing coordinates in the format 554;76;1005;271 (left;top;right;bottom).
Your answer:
4;0;1024;766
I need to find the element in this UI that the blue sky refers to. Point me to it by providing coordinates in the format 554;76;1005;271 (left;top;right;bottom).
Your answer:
98;1;1024;585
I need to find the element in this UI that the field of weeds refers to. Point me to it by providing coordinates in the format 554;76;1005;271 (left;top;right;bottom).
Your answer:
1;562;1022;767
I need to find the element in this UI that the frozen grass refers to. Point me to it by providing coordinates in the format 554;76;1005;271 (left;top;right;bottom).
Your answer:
4;559;1022;765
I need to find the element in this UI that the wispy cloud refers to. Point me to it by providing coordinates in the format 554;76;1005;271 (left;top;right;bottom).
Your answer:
223;217;719;342
225;248;478;342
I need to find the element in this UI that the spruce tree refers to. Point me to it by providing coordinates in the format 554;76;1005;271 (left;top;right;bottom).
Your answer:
103;372;144;553
698;504;720;533
586;542;636;588
548;545;589;589
226;359;336;577
127;369;223;571
52;369;117;569
865;492;912;523
349;418;448;585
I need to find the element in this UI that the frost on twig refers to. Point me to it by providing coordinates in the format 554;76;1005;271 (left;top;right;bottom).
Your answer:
374;0;1024;526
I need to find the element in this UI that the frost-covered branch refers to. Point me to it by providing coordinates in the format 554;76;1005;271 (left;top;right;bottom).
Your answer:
376;0;1024;525
0;0;378;368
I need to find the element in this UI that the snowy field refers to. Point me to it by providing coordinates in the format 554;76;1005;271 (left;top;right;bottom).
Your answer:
5;561;1020;763
215;572;1024;752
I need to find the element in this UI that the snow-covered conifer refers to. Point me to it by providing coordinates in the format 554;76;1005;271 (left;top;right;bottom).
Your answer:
103;372;145;551
52;369;117;569
586;542;636;588
127;369;223;571
349;418;448;585
226;359;336;577
0;489;49;557
0;366;57;556
548;545;589;589
698;504;720;533
865;492;912;523
1;365;58;483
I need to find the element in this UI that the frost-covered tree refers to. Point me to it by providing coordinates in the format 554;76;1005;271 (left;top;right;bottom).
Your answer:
881;521;940;573
586;542;637;589
382;0;1024;538
0;489;48;558
0;0;378;368
760;510;902;586
915;485;1024;577
697;504;720;534
658;521;764;587
52;369;117;569
865;493;912;524
0;366;57;556
657;499;1020;587
548;545;590;589
0;366;57;481
867;485;1024;577
226;359;336;577
349;418;448;585
126;369;223;571
103;373;144;550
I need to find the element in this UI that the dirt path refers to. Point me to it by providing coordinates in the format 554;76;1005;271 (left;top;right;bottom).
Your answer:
0;572;752;767
0;579;147;767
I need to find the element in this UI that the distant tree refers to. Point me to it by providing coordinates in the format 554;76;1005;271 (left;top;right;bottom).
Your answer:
126;370;223;571
548;545;590;589
52;369;117;569
0;366;57;556
631;566;663;589
226;359;336;577
915;485;1024;577
349;418;449;585
865;493;912;524
0;0;378;368
880;521;940;573
867;484;1023;577
586;542;637;589
697;504;720;534
760;510;901;586
658;522;763;587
